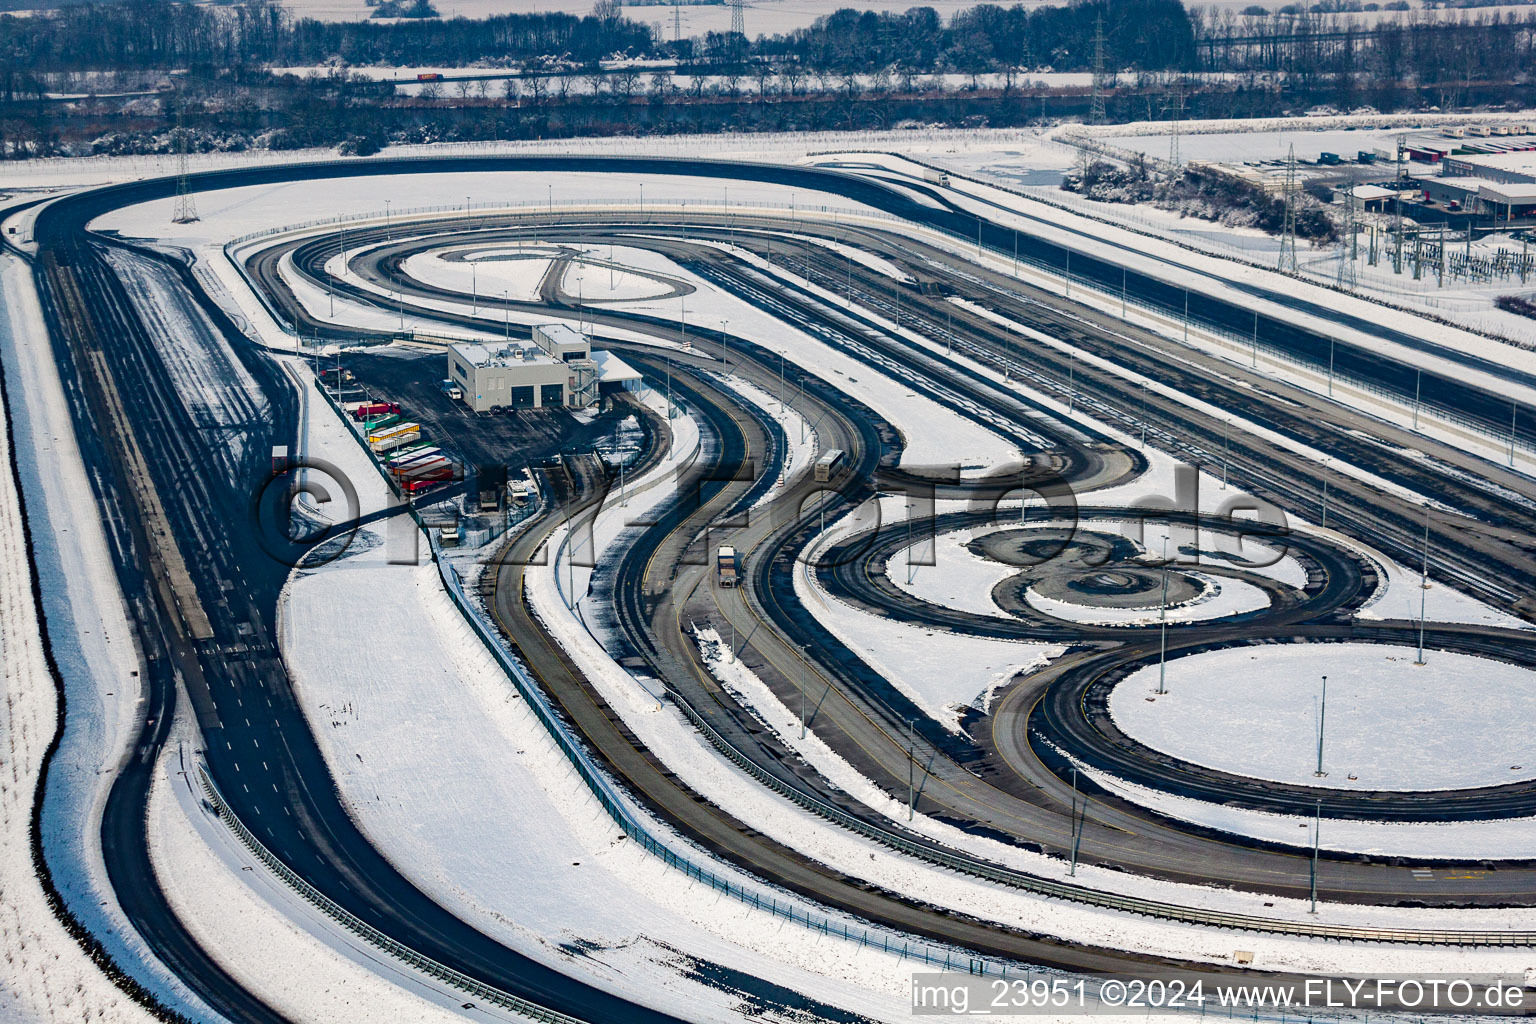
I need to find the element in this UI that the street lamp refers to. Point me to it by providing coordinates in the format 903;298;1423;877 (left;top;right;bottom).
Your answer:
1314;675;1328;776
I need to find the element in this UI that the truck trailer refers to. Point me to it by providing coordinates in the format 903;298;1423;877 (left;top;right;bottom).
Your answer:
386;444;438;467
361;412;401;432
716;546;739;588
369;423;421;450
353;401;401;421
922;168;951;187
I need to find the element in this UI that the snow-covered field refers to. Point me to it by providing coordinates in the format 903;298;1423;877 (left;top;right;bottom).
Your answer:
1023;571;1271;627
0;261;164;1024
1084;766;1536;860
1109;643;1536;792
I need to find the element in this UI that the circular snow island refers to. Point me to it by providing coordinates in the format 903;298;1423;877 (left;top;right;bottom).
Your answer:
1108;643;1536;792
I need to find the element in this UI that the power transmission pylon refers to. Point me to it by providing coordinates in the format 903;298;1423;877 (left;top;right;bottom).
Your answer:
1277;144;1298;274
729;0;745;56
1336;170;1357;289
171;98;199;224
673;0;681;44
1392;133;1406;274
1089;14;1108;124
1162;79;1185;166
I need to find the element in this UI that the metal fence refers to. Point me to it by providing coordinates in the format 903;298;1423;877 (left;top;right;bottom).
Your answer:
196;769;586;1024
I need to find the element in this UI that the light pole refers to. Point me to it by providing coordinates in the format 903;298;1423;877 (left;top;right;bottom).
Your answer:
1416;507;1430;665
720;319;729;372
472;261;478;314
384;198;392;242
799;645;808;740
1309;800;1321;914
1314;675;1328;776
907;719;915;821
1156;537;1169;695
503;290;509;340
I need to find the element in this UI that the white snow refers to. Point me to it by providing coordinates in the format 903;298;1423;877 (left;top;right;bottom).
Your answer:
1351;530;1535;631
400;245;555;303
1083;766;1536;861
795;496;1065;731
147;734;487;1024
281;373;923;1022
1023;571;1270;627
892;524;1023;619
0;254;213;1020
1109;643;1536;791
0;261;161;1024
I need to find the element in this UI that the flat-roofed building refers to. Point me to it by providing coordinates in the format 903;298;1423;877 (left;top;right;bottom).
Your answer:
446;341;589;413
1441;151;1536;185
446;325;643;413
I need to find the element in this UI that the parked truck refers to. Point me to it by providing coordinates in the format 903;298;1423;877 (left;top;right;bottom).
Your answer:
386;444;438;467
716;545;739;588
353;401;401;421
361;412;401;432
391;452;446;476
402;468;453;494
922;168;951;187
396;455;451;479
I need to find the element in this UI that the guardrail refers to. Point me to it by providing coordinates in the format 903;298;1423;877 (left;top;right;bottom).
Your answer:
195;767;587;1023
433;528;1002;975
270;371;1005;978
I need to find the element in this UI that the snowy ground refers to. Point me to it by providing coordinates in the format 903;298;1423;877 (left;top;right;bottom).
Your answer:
1023;571;1271;627
1084;766;1536;861
256;208;1023;470
840;148;1536;416
280;372;925;1021
147;730;490;1024
530;449;1536;969
0;261;162;1024
0;255;213;1019
1109;643;1536;792
1040;121;1536;347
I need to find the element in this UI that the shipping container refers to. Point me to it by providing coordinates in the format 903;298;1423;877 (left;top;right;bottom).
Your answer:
397;456;452;479
369;427;421;451
368;421;420;445
390;451;446;474
386;444;438;466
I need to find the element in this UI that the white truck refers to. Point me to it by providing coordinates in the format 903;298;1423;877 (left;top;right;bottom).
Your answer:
716;546;739;588
922;168;951;188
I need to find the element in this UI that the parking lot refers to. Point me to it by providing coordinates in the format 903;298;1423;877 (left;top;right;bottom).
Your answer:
342;347;642;476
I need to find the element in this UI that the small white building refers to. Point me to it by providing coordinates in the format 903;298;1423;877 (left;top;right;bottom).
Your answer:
446;324;641;413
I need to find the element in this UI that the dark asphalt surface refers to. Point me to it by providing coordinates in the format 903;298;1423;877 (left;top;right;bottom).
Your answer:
18;154;1536;1022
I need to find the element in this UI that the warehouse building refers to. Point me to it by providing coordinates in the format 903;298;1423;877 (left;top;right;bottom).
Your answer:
445;324;640;413
1440;151;1536;186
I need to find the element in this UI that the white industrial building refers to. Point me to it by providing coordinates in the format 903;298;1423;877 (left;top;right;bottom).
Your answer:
445;323;640;413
